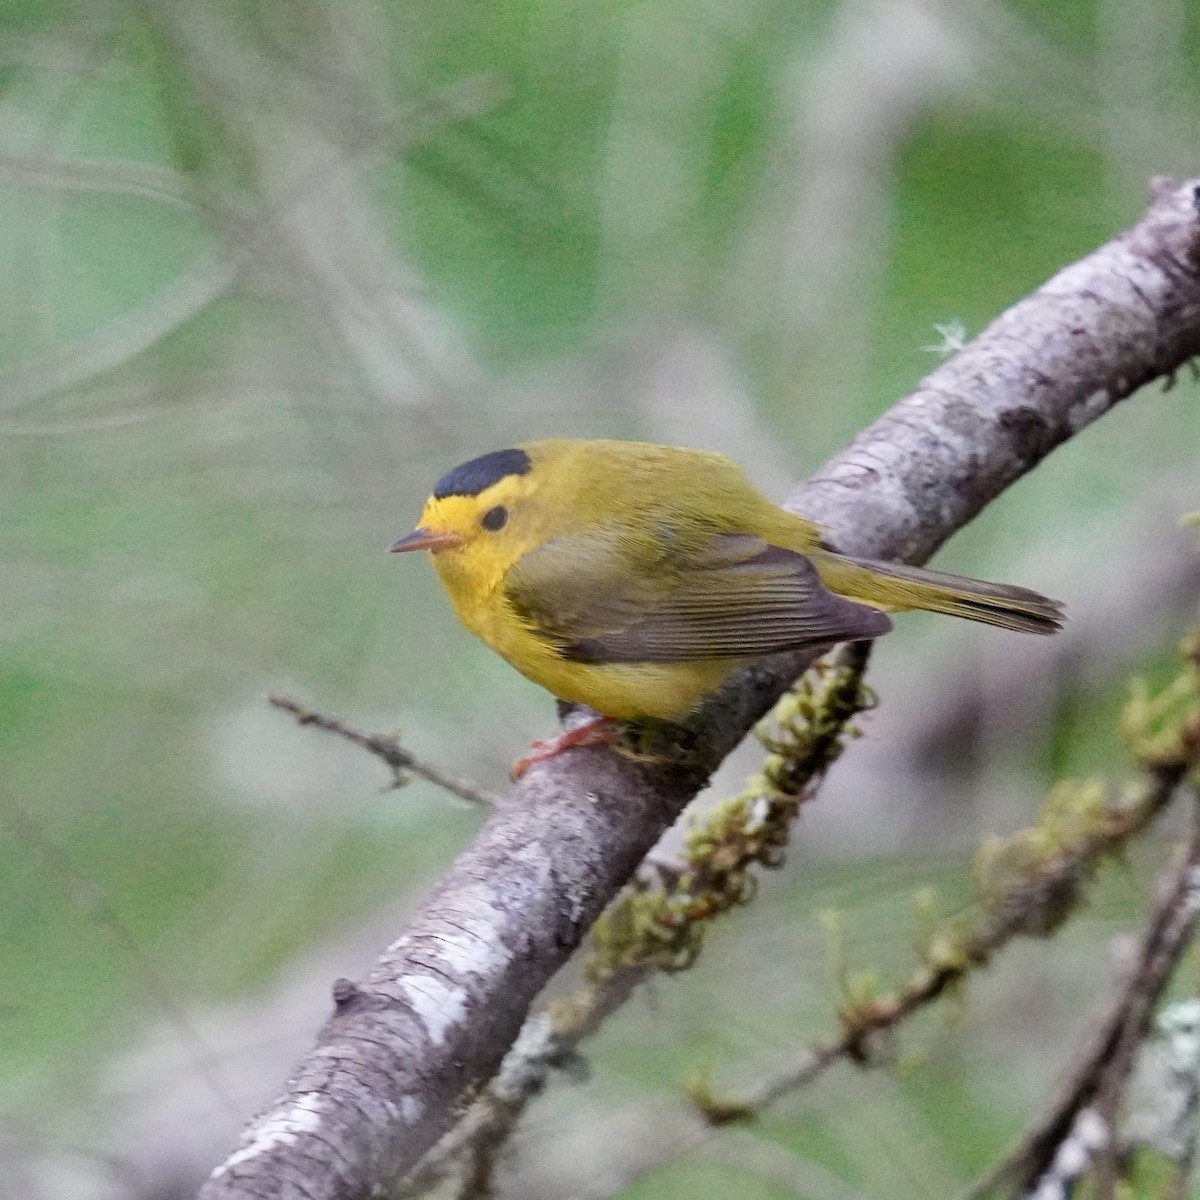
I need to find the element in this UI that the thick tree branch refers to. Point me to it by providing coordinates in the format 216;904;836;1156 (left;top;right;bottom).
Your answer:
200;178;1200;1200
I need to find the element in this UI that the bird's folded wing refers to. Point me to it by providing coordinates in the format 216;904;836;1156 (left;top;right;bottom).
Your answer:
503;531;892;663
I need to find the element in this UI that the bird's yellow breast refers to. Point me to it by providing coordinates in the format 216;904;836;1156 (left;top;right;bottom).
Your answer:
433;550;739;719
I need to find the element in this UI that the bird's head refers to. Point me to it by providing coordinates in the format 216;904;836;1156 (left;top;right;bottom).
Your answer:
391;446;551;591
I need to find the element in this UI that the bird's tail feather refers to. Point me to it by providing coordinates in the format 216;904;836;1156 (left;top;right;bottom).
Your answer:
811;551;1064;636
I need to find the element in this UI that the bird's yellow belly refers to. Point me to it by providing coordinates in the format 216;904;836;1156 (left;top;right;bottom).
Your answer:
451;584;738;719
517;654;742;720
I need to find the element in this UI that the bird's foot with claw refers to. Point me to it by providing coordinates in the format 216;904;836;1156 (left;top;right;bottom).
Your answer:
510;715;622;779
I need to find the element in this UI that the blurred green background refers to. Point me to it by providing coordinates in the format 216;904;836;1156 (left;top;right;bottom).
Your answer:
2;0;1199;1196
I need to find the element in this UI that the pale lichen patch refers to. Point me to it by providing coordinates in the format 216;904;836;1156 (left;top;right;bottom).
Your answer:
211;1092;325;1176
398;975;469;1045
432;898;511;977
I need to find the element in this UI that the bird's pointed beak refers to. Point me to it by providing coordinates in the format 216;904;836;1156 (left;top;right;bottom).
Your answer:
390;526;465;554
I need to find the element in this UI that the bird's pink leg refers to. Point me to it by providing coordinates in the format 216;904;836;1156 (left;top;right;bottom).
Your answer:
510;715;621;780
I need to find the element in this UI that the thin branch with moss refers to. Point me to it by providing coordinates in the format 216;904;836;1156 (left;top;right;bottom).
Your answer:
698;631;1200;1121
583;640;875;985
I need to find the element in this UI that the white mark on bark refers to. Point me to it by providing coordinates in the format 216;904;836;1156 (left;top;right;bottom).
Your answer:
210;1092;325;1176
399;1095;424;1123
398;975;469;1045
492;1013;556;1098
433;899;511;977
1184;865;1200;914
1030;1106;1108;1200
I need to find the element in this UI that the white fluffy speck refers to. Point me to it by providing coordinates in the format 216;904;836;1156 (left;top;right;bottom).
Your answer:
211;1093;324;1176
398;975;468;1045
744;795;772;834
399;1095;424;1123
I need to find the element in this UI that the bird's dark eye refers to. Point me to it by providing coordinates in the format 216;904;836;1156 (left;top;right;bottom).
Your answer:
481;505;508;532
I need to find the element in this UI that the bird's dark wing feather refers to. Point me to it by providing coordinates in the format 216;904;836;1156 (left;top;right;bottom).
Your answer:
504;531;891;663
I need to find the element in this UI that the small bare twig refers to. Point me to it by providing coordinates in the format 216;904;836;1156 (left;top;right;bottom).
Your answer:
268;693;497;809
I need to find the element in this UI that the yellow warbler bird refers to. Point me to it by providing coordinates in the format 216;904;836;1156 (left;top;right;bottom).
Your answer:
392;439;1062;774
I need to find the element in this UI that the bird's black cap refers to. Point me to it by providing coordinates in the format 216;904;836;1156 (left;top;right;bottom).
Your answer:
432;448;531;499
